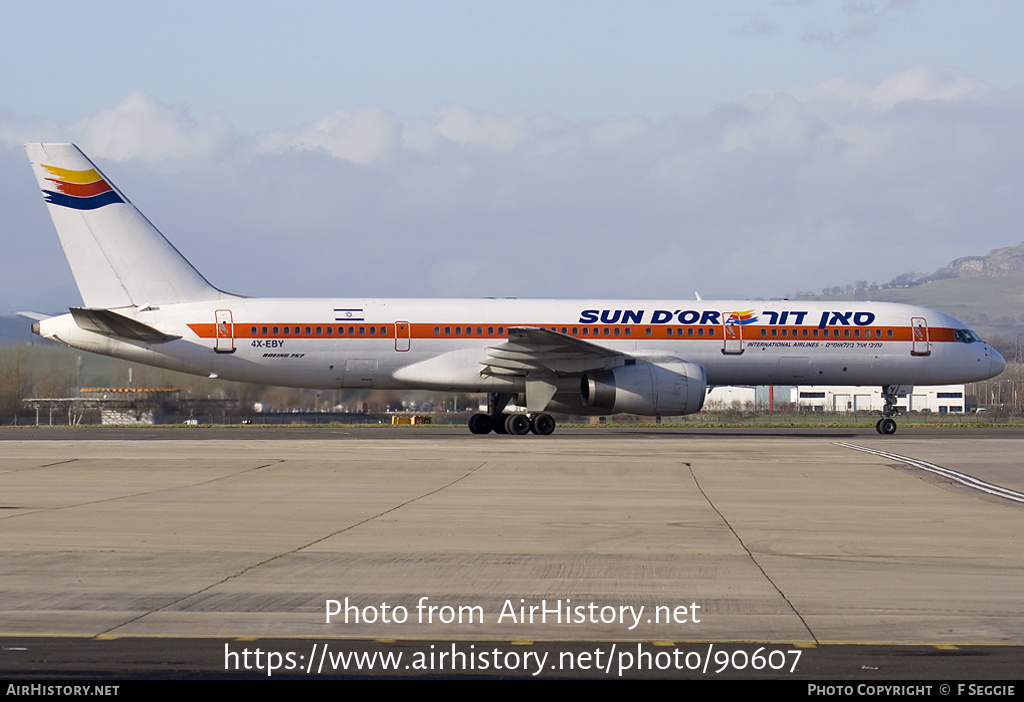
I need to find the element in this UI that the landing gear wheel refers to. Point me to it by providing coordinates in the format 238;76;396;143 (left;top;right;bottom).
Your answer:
468;413;492;435
505;414;532;435
878;417;897;435
531;413;556;435
487;393;512;434
875;418;884;434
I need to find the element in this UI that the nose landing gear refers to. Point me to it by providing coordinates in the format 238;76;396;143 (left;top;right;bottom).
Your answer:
875;385;899;434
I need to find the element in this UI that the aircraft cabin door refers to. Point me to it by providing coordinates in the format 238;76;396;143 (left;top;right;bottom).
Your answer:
722;323;743;354
215;309;235;354
395;321;411;352
910;317;930;356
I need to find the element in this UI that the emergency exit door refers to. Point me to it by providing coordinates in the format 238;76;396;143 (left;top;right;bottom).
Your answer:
911;317;930;356
395;321;411;352
215;309;235;353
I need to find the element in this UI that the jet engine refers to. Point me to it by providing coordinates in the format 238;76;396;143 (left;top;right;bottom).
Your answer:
580;361;706;416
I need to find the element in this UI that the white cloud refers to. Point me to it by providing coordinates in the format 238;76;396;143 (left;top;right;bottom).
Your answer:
69;92;233;164
801;0;918;45
747;65;989;110
4;65;1023;310
255;107;402;165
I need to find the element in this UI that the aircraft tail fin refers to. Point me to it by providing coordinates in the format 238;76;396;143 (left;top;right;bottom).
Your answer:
25;143;229;309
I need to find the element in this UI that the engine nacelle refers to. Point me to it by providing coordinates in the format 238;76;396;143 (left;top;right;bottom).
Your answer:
581;361;706;416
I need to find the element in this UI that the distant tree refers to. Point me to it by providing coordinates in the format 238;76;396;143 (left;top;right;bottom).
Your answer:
0;348;29;416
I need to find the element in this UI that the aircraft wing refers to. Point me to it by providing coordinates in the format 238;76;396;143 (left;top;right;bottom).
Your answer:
482;326;624;376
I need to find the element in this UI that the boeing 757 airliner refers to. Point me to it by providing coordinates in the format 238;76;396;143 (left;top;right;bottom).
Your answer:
24;143;1005;435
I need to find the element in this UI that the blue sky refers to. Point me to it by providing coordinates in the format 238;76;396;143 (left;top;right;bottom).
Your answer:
3;1;1024;311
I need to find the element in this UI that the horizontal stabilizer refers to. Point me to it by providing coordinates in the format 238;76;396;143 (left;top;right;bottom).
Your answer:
16;311;52;321
70;307;180;343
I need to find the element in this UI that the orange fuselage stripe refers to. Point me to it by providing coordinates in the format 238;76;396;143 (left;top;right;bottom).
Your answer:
186;322;953;343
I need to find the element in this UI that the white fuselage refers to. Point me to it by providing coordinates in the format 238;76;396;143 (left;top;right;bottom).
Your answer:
37;297;1005;401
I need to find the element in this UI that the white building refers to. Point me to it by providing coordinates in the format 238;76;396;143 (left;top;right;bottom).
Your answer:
792;385;967;413
704;385;756;409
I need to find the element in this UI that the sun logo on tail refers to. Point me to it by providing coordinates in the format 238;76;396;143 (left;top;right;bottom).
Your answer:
39;164;124;210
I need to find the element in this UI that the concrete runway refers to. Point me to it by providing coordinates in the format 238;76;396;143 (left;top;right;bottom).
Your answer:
1;426;1022;678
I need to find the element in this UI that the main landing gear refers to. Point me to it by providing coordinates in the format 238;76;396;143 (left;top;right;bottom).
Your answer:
468;412;557;435
467;393;556;436
875;385;899;435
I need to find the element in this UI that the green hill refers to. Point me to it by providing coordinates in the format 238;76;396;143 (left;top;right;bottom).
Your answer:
796;273;1024;355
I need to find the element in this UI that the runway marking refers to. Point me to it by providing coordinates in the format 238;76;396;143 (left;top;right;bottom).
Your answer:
688;464;819;645
835;443;1024;504
0;458;286;523
95;461;488;638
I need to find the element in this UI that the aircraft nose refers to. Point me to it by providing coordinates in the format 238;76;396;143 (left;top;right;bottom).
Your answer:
989;347;1006;377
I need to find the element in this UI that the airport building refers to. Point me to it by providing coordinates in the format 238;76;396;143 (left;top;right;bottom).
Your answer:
704;384;967;413
792;384;967;413
704;385;757;409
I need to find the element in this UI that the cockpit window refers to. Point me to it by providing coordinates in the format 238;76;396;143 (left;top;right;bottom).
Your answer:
954;329;982;344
